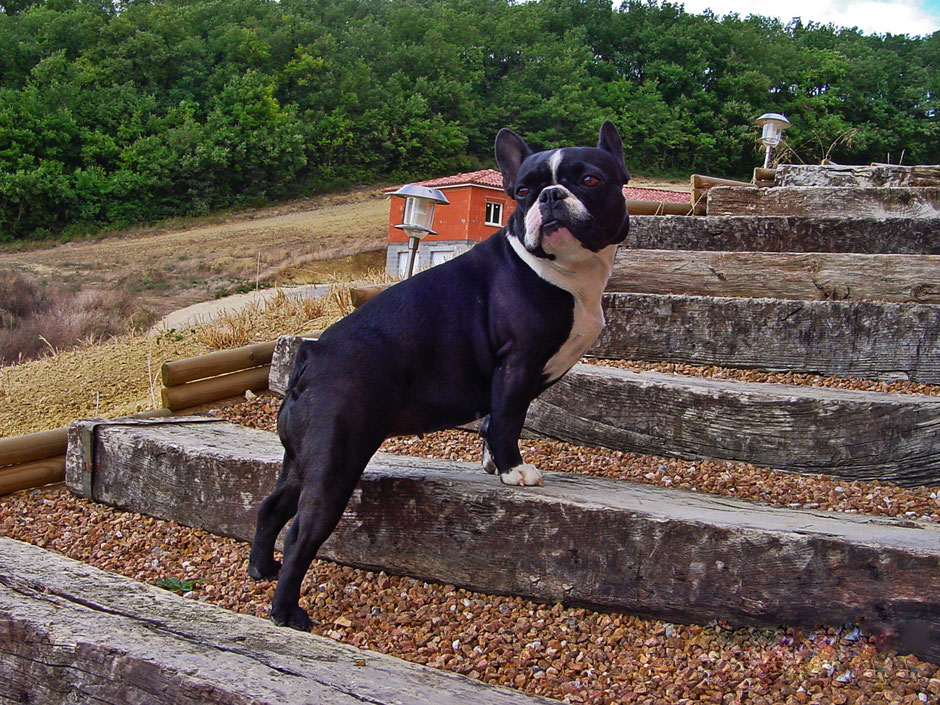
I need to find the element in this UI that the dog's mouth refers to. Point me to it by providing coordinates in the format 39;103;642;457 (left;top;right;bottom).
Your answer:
539;219;563;236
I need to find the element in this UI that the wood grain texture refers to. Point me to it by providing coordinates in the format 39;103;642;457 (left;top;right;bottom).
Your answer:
609;249;940;303
63;421;940;663
0;537;558;705
592;292;940;383
777;164;940;188
707;186;940;217
626;215;940;254
527;365;940;486
161;340;276;386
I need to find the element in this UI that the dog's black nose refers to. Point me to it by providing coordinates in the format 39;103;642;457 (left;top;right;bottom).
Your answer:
539;187;564;205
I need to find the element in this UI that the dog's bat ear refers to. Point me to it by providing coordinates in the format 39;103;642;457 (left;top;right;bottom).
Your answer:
598;120;630;183
495;128;533;197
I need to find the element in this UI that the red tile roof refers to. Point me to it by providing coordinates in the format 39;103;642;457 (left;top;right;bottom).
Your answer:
386;169;689;203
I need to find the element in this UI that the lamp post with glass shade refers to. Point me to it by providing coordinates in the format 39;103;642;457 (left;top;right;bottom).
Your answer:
756;113;791;168
391;184;450;278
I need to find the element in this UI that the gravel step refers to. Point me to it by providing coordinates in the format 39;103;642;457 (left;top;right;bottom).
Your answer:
530;364;940;486
269;339;940;485
63;418;940;663
595;293;940;384
0;536;559;705
627;215;940;254
707;186;940;218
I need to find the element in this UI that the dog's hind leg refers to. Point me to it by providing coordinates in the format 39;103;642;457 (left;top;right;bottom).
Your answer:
247;455;301;581
268;425;384;631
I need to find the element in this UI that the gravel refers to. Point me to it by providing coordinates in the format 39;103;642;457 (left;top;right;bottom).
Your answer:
2;367;938;703
2;485;937;705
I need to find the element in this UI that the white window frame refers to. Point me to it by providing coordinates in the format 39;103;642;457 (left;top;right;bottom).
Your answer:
484;201;504;227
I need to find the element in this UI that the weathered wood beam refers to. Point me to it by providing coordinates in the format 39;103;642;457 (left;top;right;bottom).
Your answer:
527;364;940;486
609;249;940;303
63;420;940;663
707;186;940;217
777;164;940;188
593;292;940;384
0;537;557;705
626;215;940;254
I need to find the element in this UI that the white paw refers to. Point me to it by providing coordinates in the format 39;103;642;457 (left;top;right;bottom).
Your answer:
499;463;544;487
482;446;497;474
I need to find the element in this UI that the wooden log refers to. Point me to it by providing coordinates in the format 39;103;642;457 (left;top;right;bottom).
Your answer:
527;364;940;486
777;164;940;188
0;538;557;705
0;456;66;496
63;420;940;663
161;340;277;387
592;292;940;383
161;365;271;411
690;175;752;215
350;284;388;308
626;199;693;216
0;427;67;468
626;215;940;254
707;186;940;217
609;249;940;303
0;409;172;495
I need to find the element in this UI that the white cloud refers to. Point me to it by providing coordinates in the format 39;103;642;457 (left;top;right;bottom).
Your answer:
677;0;940;36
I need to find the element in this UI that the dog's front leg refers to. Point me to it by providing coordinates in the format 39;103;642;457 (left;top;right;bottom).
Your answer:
484;362;544;487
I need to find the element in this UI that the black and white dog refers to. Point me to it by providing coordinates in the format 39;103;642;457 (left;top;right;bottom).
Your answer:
248;121;630;630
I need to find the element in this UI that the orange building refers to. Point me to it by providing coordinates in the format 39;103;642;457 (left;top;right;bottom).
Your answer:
384;170;516;277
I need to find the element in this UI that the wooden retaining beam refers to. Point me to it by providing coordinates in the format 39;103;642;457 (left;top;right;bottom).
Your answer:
707;186;940;217
63;419;940;663
528;364;940;486
267;340;940;485
626;199;693;216
593;292;940;384
626;215;940;254
0;409;172;497
777;164;940;188
160;340;279;411
608;250;940;303
161;340;276;386
0;538;556;705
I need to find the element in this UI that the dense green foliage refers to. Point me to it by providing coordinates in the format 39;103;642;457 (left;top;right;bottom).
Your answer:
1;0;937;239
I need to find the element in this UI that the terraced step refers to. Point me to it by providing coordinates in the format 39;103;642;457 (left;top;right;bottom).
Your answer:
775;164;940;189
0;536;559;705
594;293;940;384
707;186;940;218
627;215;940;254
269;338;940;485
529;364;940;486
63;418;940;663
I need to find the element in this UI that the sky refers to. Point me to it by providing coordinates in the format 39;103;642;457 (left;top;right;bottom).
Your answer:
677;0;940;36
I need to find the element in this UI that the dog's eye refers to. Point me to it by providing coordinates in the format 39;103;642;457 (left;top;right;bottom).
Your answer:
515;186;531;198
582;175;601;187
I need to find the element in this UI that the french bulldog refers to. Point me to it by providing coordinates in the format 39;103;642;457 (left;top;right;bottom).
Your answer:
248;121;630;630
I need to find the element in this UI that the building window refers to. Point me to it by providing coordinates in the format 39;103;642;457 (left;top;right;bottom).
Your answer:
485;201;503;226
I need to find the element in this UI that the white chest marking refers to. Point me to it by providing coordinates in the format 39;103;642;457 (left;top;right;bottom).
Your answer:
506;233;617;383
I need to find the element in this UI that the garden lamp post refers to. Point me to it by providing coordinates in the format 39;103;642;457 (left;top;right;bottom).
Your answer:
756;112;791;168
392;184;450;278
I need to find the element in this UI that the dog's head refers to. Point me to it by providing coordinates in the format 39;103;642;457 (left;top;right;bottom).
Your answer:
495;121;630;263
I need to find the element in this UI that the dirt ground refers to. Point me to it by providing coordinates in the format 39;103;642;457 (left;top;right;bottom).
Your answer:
0;187;390;320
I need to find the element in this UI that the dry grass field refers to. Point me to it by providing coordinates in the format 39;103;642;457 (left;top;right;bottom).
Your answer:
0;187;390;321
